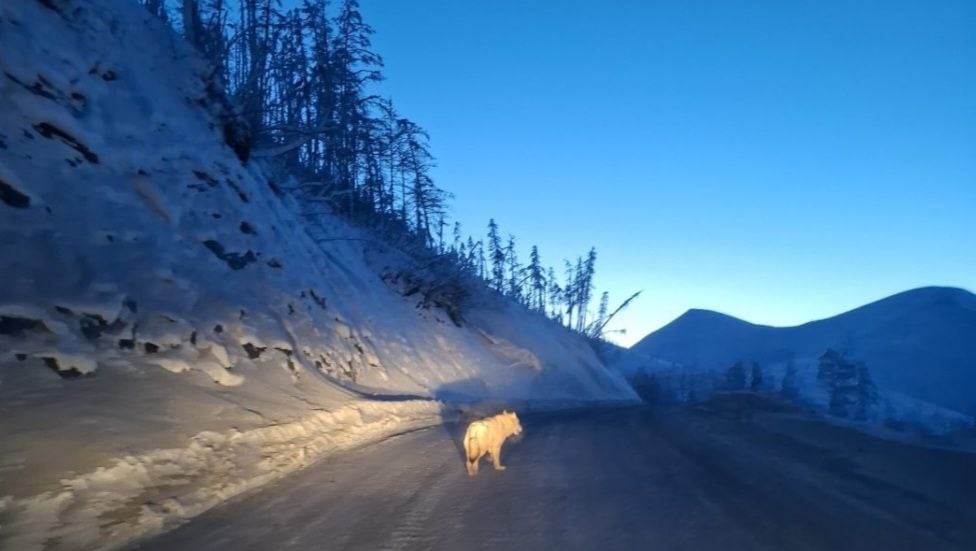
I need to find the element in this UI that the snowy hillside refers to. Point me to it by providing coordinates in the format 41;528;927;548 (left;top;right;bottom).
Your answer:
0;1;635;549
618;287;976;425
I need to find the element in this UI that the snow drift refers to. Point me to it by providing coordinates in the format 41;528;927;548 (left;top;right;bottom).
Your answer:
0;0;636;549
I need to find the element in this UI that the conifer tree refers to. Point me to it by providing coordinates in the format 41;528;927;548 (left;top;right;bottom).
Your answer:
528;246;546;312
750;362;765;391
818;349;859;418
487;219;505;291
331;0;382;204
780;361;800;400
547;267;562;321
725;361;747;391
505;235;522;302
854;362;878;420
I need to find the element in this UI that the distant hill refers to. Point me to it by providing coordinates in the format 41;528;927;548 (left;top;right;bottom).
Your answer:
628;287;976;413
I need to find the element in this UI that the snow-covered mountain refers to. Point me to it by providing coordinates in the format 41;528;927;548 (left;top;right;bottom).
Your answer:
623;287;976;414
0;1;635;549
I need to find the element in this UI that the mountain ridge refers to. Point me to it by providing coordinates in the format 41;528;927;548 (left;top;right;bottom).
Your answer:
629;286;976;412
636;286;975;346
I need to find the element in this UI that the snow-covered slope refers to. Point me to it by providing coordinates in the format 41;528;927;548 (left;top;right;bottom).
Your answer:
622;287;976;415
0;1;635;549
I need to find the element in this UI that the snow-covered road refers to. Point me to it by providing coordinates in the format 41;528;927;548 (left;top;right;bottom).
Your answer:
138;404;976;551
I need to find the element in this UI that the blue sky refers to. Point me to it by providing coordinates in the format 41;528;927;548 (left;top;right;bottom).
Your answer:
360;0;976;346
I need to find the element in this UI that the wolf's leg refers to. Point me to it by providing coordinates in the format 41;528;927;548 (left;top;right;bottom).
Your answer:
492;446;505;470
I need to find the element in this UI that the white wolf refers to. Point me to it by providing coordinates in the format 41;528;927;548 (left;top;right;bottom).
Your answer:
462;410;523;475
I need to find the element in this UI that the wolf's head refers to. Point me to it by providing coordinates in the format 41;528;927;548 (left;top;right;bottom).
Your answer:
503;410;522;436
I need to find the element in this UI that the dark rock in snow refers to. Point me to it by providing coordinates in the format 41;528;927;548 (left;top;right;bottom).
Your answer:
43;357;85;379
0;315;47;336
33;122;99;163
242;343;266;360
0;178;31;208
202;239;256;270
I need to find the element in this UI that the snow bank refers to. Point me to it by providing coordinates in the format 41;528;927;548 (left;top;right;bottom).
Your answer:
0;0;636;548
0;399;445;551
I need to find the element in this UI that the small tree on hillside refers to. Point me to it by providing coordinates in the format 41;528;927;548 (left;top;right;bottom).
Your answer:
487;219;505;290
818;349;858;418
750;361;765;391
546;266;562;321
854;361;878;420
591;291;610;337
473;239;486;279
528;245;546;312
725;361;747;391
504;234;523;302
780;361;800;400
